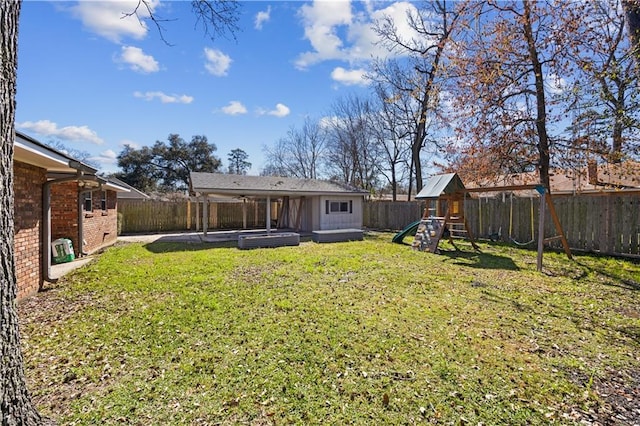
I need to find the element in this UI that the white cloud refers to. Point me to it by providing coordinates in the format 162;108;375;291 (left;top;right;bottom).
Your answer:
133;91;193;104
89;149;118;165
70;0;158;43
295;0;352;68
17;120;103;144
331;67;368;86
118;46;159;73
259;103;291;118
222;101;248;115
255;6;271;30
119;139;140;149
295;1;420;69
546;73;567;95
204;48;232;76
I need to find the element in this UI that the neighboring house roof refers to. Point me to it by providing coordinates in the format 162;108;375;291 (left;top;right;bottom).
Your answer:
416;173;466;199
190;172;368;197
108;176;150;199
465;161;640;196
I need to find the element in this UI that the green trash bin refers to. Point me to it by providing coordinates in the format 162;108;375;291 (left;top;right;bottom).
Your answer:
51;238;75;264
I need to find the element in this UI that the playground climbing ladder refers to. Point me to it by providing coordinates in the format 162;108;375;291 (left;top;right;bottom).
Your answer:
412;206;479;253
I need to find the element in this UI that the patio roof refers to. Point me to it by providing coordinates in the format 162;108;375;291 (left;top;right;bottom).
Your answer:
190;172;368;198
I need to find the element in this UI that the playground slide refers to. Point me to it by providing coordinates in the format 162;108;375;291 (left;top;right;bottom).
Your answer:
392;220;421;244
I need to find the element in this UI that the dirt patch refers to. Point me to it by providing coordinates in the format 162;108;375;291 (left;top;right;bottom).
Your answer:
568;368;640;425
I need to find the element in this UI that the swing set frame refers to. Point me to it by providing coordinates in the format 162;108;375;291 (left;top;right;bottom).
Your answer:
464;184;572;272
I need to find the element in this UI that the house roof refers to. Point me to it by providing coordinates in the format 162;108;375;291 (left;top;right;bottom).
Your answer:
14;131;129;193
190;172;368;198
108;176;150;199
415;173;466;199
465;161;640;196
14;131;97;175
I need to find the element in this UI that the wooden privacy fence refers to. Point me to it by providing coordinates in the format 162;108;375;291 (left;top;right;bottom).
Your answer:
118;199;271;234
362;201;423;231
119;195;639;257
364;194;640;258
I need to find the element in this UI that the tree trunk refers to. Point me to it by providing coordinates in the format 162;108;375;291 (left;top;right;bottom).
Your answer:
1;1;43;424
523;0;551;191
623;0;640;68
612;86;625;162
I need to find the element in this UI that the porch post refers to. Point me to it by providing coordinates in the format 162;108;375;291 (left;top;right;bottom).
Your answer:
266;195;271;234
242;198;247;229
196;198;200;231
203;195;208;236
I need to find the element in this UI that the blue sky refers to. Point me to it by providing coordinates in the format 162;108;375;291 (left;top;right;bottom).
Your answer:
16;1;417;175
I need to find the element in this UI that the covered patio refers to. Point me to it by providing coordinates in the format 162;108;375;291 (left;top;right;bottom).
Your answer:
189;172;367;248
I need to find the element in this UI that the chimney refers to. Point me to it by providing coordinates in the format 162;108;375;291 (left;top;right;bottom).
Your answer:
587;160;598;185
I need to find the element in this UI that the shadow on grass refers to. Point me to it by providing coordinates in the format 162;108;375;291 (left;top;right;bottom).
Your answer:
143;235;315;254
438;249;519;271
143;241;236;253
573;255;640;292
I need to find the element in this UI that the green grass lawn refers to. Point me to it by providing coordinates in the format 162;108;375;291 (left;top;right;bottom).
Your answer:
19;232;640;425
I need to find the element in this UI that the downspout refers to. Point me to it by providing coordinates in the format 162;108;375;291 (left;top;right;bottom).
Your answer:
42;173;83;285
78;188;92;257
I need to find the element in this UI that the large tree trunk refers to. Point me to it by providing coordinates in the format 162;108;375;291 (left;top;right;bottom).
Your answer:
623;0;640;67
523;0;551;191
1;1;43;424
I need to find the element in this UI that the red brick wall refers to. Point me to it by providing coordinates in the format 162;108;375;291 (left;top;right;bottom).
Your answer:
81;189;118;254
50;184;118;255
14;161;45;300
51;182;79;252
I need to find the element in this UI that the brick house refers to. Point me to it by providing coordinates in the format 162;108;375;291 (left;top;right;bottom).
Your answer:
14;131;128;300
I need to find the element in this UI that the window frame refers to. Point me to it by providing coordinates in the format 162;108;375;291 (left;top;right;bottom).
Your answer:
83;191;93;212
100;190;107;211
325;199;353;215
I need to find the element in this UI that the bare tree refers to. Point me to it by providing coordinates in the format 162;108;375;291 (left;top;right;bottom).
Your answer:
369;80;412;200
372;0;469;194
262;117;326;179
565;0;640;164
1;2;240;424
324;94;381;191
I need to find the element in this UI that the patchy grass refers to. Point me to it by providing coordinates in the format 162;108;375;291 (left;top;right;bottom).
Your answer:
19;233;640;425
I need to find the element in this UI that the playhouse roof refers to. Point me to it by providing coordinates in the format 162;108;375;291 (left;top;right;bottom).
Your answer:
190;172;368;198
416;173;466;199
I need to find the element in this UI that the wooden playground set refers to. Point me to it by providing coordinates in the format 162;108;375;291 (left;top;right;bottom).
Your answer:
393;173;572;271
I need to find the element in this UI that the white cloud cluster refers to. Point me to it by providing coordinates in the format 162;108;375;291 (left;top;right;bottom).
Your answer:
296;1;353;68
204;48;232;76
89;149;118;165
295;1;423;86
119;139;141;149
17;120;103;145
255;6;271;30
259;103;290;118
133;91;193;104
71;0;158;43
331;67;367;86
222;101;248;115
118;46;159;73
